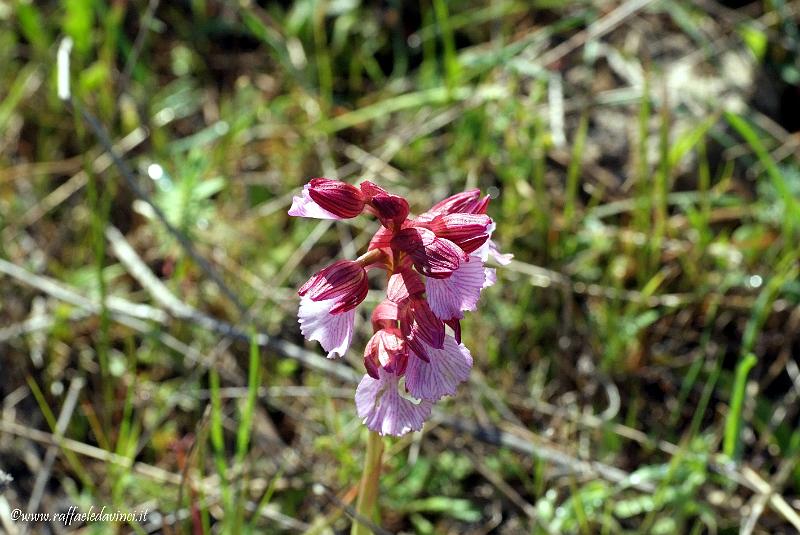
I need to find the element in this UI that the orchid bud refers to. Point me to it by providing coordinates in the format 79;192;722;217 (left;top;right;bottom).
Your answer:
428;189;486;214
424;213;492;254
306;178;366;218
359;180;389;199
370;193;410;229
371;299;399;330
386;270;425;303
364;328;408;379
298;260;368;313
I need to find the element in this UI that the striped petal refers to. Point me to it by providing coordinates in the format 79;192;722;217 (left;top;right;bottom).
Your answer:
298;295;355;358
355;370;432;436
483;267;497;289
425;255;486;320
288;184;345;219
475;222;513;265
405;335;473;401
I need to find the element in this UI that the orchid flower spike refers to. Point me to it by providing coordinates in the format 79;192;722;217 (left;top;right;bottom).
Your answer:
289;180;511;436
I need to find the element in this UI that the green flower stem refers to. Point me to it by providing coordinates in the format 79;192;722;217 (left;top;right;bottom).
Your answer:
351;430;385;535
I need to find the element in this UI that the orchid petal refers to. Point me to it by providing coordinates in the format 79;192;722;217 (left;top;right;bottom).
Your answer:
355;370;432;436
425;255;486;320
390;227;465;279
483;267;497;289
489;240;513;265
406;335;473;401
288;184;343;219
298;296;355;359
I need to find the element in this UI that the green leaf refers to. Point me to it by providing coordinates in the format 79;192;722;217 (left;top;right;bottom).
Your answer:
738;24;767;61
63;0;95;57
193;177;226;200
724;111;800;237
15;0;50;54
404;497;481;522
668;115;717;169
723;352;757;459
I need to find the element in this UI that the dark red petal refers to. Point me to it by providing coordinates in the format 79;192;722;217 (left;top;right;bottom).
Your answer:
370;193;410;229
298;260;363;298
409;297;445;349
328;281;368;314
298;260;368;313
472;195;490;214
402;270;425;296
425;213;492;254
446;318;462;344
307;178;366;218
429;189;482;215
399;307;430;362
405;336;430;363
390;227;465;279
363;341;381;379
359;180;390;200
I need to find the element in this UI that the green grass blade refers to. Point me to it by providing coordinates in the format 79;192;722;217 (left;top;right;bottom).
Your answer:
236;329;262;464
723;352;757;460
724;111;800;236
564;109;589;224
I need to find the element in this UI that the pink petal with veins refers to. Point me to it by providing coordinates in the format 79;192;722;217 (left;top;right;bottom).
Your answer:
489;240;513;265
355;369;432;436
406;335;473;401
298;295;355;359
288;184;344;219
425;255;486;320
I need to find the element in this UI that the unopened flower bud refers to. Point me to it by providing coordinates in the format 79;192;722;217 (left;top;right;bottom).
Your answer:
298;260;368;313
364;328;408;379
423;213;492;254
370;193;410;229
429;189;489;215
301;178;366;218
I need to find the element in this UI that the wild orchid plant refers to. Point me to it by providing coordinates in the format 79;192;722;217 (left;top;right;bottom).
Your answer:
288;178;510;531
289;178;510;434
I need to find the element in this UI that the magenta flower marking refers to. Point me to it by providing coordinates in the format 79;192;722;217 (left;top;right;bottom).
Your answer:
290;180;512;436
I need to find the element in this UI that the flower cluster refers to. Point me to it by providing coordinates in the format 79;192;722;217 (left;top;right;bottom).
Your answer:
289;178;511;436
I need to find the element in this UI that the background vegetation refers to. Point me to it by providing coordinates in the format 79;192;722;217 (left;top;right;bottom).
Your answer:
1;0;800;533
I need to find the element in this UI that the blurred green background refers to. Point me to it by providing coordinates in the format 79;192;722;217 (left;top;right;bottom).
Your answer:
2;0;800;533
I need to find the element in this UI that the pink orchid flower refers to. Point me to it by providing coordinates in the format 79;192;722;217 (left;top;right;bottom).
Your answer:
289;179;511;436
